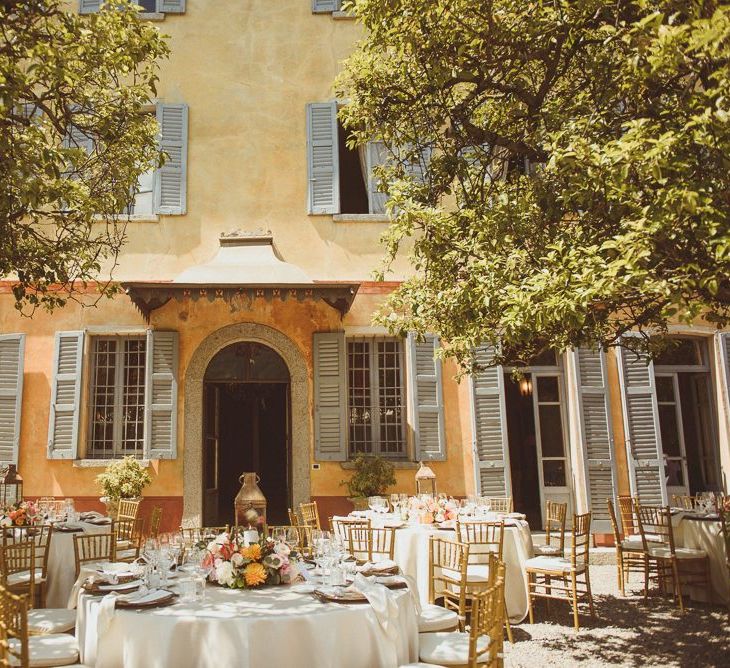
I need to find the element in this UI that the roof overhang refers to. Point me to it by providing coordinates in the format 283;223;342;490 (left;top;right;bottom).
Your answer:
122;231;359;320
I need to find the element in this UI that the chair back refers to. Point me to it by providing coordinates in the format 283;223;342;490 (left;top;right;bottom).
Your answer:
178;526;229;544
330;517;370;544
634;502;675;555
73;532;116;575
428;536;469;610
569;512;592;571
2;525;52;576
298;502;321;530
544;501;567;552
287;508;299;526
607;498;621;545
117;498;142;522
0;586;28;668
469;563;505;668
456;520;505;561
618;495;637;536
0;541;36;602
483;497;513;513
671;494;697;510
347;527;395;563
148;507;163;537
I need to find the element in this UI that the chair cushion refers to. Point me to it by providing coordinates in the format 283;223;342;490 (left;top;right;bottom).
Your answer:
525;556;585;574
419;632;490;665
9;634;79;667
647;546;707;560
534;544;562;556
116;548;139;561
623;533;662;545
417;604;459;633
6;567;45;587
620;539;645;552
28;609;76;635
441;564;490;584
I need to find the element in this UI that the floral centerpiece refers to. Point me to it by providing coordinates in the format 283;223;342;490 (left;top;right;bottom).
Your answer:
203;532;299;589
96;456;151;517
0;500;38;527
407;496;458;524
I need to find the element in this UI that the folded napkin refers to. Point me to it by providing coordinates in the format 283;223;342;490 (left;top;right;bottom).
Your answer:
357;559;397;573
80;511;103;520
55;522;84;531
67;562;142;608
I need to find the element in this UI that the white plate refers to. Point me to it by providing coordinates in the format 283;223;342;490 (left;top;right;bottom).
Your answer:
291;584;317;594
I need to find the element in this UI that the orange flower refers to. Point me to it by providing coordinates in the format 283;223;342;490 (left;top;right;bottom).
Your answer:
243;562;267;587
241;544;261;561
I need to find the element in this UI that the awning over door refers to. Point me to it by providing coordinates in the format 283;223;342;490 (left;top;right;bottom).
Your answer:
122;231;359;320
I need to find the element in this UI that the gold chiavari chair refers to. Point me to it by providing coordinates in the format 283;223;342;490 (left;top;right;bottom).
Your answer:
607;498;644;596
73;532;117;576
483;497;513;513
671;495;698;510
455;519;512;643
0;542;36;604
148;507;163;538
1;525;52;607
330;517;370;544
114;519;144;562
634;502;711;612
526;511;595;630
117;498;142;523
298;501;321;530
265;525;313;557
287;508;299;526
347;526;395;564
0;586;79;667
535;501;567;557
418;557;506;667
429;536;471;624
618;495;639;538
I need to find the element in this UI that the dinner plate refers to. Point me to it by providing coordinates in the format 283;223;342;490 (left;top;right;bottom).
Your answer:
96;580;143;593
312;587;368;604
115;589;177;609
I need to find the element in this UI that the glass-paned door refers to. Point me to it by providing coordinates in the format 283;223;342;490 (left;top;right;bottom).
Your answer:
655;374;690;498
532;374;572;513
203;384;220;526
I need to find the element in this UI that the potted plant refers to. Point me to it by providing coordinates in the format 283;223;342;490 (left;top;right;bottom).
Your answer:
341;455;397;511
96;456;152;518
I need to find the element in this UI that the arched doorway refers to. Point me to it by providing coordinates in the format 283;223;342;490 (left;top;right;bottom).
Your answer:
202;342;291;526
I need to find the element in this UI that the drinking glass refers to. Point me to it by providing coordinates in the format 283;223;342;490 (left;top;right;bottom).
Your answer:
390;493;400;514
284;527;300;552
368;496;380;513
271;527;287;545
143;537;160;567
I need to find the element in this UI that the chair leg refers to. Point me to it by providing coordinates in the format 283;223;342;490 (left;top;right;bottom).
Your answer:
503;598;514;644
586;571;596;618
643;556;650;601
545;575;551;614
571;574;580;631
671;560;684;613
527;573;535;624
617;551;625;596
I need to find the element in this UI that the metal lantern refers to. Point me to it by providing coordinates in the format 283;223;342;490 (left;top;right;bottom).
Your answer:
415;461;437;496
0;465;23;506
234;472;267;532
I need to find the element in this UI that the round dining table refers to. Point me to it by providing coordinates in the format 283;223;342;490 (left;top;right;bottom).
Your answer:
76;583;418;668
354;512;535;622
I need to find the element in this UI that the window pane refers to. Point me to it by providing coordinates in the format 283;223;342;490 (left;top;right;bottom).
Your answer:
536;376;559;402
538;404;565;457
543;460;566;487
348;341;372;455
89;339;117;457
138;0;157;12
664;458;685;487
658;404;682;457
377;340;404;455
655;376;675;403
655;338;703;366
121;338;146;454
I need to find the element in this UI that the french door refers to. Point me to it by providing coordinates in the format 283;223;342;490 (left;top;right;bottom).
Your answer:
203;383;220;526
655;373;690;499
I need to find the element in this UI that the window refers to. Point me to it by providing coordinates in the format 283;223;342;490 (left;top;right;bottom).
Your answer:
79;1;186;15
87;336;146;458
655;337;706;367
347;339;406;457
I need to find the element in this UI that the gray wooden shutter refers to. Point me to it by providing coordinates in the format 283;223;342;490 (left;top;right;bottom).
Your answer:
470;345;510;496
407;333;446;461
47;331;84;460
144;330;179;459
574;347;616;532
306;102;339;215
365;141;389;215
79;0;102;13
0;335;25;467
617;339;666;504
154;103;188;215
158;0;186;12
718;333;730;433
312;0;338;12
313;332;347;461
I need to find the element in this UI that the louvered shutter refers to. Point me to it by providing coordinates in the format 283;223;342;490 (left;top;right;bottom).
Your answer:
47;332;84;460
306;102;339;215
159;0;185;12
313;332;347;461
470;345;510;496
79;0;102;13
312;0;338;12
617;340;666;504
407;333;446;461
718;333;730;432
144;330;178;459
365;141;389;215
155;103;188;215
574;347;616;531
0;335;25;467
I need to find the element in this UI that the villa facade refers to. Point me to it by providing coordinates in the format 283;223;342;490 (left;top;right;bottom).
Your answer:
1;1;729;534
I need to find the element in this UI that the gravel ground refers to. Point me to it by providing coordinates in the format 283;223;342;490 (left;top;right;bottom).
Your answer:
505;565;730;667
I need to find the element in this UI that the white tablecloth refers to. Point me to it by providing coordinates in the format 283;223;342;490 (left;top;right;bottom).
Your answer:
673;513;729;605
45;521;112;608
360;515;534;622
76;584;418;668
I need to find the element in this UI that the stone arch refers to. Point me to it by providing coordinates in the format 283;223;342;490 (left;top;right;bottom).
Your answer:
183;323;310;525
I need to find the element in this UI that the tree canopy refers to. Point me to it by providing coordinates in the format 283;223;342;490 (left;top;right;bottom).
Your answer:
336;0;730;366
0;0;168;313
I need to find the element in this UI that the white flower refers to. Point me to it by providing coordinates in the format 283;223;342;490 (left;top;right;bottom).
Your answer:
0;516;11;527
231;553;244;568
273;542;290;557
215;560;235;587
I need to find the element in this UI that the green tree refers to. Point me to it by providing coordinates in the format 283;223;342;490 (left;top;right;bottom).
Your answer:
0;0;169;313
336;0;730;366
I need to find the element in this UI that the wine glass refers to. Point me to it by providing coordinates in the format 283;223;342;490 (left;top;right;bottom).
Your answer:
271;527;287;545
